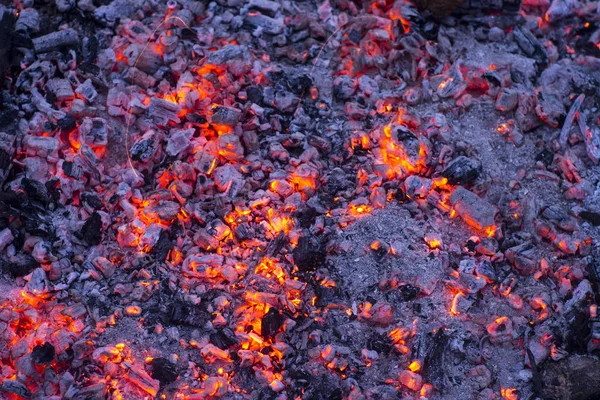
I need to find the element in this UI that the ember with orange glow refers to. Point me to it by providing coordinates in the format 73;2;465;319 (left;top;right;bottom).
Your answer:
1;0;600;399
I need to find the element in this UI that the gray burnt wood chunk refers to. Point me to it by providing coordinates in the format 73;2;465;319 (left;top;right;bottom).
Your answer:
33;29;79;53
450;186;497;231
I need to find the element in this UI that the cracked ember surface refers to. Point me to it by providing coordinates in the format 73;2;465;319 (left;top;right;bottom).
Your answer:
1;0;600;399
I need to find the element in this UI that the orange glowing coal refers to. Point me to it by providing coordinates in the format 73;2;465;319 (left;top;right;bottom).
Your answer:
349;203;372;215
408;360;421;372
424;235;442;249
266;208;294;235
501;388;520;400
450;292;465;316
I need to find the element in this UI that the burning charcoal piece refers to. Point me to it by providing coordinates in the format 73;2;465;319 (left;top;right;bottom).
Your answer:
31;342;56;365
150;357;178;386
75;79;98;103
475;260;497;282
79;212;103;245
449;187;497;233
516;93;541;132
293;236;327;271
149;98;181;125
441;156;482;185
206;45;252;76
210;328;239;349
261;308;284;340
495;88;519;112
0;380;32;399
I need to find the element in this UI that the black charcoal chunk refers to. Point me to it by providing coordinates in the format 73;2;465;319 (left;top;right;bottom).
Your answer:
168;300;210;327
80;212;103;245
293;235;327;271
58;114;77;133
535;148;554;166
33;29;79;53
151;357;178;386
1;380;32;399
152;230;172;262
246;86;264;104
81;193;103;209
4;253;38;277
210;105;241;127
399;284;421;301
22;178;50;204
580;211;600;226
261;308;284;340
31;342;55;364
210;328;239;349
441;156;482;185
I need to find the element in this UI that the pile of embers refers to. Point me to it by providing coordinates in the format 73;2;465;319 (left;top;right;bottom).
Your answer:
1;0;600;398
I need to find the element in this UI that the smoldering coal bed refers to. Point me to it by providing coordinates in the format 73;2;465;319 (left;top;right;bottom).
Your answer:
1;0;600;399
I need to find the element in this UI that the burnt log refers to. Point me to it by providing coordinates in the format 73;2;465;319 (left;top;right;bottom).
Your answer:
540;356;600;400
